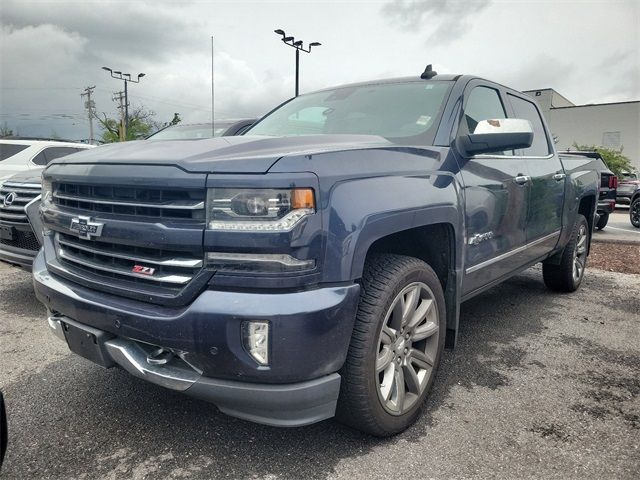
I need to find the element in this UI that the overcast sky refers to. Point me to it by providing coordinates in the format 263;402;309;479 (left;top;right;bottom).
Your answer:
1;0;638;141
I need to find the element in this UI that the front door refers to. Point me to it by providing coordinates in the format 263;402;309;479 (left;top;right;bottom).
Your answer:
457;85;532;295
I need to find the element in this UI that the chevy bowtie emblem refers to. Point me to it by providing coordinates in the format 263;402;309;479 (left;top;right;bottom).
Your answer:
3;192;16;207
70;216;104;240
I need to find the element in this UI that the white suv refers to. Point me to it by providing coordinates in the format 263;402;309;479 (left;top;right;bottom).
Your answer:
0;139;94;182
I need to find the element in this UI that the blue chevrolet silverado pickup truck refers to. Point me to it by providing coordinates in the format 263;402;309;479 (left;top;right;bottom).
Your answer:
33;69;598;436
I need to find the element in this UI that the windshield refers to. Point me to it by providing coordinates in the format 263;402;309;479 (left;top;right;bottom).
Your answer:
148;123;232;140
246;81;453;142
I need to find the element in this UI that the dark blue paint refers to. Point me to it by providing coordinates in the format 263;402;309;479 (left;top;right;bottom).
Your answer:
34;74;599;416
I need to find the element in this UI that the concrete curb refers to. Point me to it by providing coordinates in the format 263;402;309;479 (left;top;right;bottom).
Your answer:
591;236;640;246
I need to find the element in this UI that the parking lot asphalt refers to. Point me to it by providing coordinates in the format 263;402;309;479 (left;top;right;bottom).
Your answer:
0;263;638;479
593;208;640;244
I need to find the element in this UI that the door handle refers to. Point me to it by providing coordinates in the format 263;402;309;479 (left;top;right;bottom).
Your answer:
553;173;566;181
513;175;531;185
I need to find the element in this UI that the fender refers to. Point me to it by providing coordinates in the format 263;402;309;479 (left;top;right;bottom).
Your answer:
325;172;465;346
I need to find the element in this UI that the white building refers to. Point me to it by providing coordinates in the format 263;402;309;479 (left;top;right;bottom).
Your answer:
523;88;640;171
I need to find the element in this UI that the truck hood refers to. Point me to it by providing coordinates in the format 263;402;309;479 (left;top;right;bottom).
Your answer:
1;168;43;185
50;135;394;173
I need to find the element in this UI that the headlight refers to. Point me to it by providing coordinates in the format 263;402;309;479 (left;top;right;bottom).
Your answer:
41;178;53;208
207;188;315;232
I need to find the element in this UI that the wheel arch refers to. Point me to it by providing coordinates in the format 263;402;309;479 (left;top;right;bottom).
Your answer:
352;213;464;349
577;194;597;256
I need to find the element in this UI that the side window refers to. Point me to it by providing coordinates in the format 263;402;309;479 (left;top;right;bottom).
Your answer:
461;86;513;156
31;150;48;166
508;94;550;156
462;86;507;134
33;147;83;166
0;144;29;161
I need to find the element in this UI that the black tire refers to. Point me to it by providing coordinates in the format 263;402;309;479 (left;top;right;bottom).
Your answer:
596;212;609;230
631;198;640;228
543;214;589;292
336;254;446;436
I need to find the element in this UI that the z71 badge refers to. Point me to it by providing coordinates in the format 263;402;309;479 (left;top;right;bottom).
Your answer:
70;216;104;240
132;265;155;276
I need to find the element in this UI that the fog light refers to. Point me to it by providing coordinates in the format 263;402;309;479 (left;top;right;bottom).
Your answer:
242;321;270;366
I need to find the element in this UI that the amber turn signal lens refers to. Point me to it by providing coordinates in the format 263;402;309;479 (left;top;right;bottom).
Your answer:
291;188;315;210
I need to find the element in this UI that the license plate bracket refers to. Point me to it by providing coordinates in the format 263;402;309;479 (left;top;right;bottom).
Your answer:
0;225;14;241
61;319;115;368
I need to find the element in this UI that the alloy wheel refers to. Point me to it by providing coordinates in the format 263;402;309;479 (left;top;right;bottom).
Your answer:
631;200;640;228
573;224;587;282
375;282;440;415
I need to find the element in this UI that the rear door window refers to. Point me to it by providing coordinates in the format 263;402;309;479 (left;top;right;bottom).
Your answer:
508;94;551;156
0;143;29;161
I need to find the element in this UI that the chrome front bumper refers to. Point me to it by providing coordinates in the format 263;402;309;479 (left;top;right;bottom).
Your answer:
47;314;341;427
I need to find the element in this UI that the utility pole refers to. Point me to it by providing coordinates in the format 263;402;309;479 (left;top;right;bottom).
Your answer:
112;91;127;141
80;86;96;144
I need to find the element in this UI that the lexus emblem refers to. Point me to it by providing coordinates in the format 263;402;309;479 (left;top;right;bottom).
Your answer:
3;192;16;207
70;216;104;240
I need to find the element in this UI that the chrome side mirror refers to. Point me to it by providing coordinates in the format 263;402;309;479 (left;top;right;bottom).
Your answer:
457;118;534;156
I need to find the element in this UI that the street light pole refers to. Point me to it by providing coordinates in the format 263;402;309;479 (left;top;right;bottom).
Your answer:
295;48;300;97
274;29;321;97
101;67;145;135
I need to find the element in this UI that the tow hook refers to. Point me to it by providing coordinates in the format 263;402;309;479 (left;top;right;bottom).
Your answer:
146;347;175;365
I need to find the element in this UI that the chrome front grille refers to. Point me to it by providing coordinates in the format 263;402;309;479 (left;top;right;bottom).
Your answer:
53;183;205;221
55;232;203;290
0;182;41;224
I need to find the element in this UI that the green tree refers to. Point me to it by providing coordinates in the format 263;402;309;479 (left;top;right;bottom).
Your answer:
0;123;14;138
573;144;635;177
97;106;177;143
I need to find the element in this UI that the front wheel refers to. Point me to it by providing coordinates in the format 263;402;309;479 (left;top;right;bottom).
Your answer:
596;212;609;230
336;254;446;436
543;214;589;292
631;198;640;228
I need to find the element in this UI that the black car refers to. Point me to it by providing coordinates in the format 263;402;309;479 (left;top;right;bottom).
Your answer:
630;185;640;228
147;119;256;140
617;171;640;206
560;151;617;230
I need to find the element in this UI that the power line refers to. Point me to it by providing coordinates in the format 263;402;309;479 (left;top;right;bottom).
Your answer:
0;86;87;91
93;87;231;115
